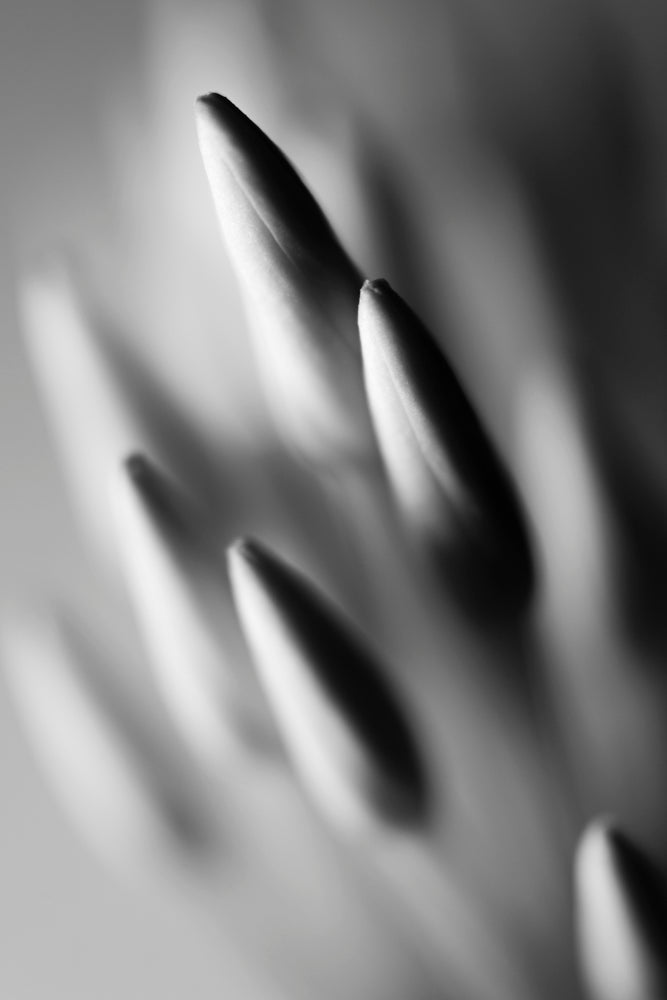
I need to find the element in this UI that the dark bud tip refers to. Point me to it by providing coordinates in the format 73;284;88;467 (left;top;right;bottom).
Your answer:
123;452;152;482
362;277;392;296
195;92;229;111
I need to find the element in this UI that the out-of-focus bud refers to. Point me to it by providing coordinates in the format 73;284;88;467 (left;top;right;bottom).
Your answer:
359;278;534;620
19;257;144;564
195;93;374;467
515;360;610;645
112;453;270;764
576;819;667;1000
19;256;219;567
228;538;429;839
2;606;212;878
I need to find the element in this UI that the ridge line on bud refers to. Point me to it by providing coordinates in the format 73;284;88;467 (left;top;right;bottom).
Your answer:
195;93;374;466
359;278;534;620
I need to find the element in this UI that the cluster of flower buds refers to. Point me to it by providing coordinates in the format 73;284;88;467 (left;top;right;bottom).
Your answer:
5;49;667;1000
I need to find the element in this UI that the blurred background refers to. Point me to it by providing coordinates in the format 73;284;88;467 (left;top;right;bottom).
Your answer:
2;1;667;997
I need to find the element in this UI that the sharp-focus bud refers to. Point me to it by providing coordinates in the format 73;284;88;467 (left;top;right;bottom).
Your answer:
576;819;667;1000
228;538;429;839
112;453;268;763
359;278;534;620
195;93;374;466
2;607;212;876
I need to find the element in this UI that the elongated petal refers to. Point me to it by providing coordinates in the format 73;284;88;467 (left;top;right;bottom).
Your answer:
228;538;428;838
2;607;212;875
195;93;374;465
359;278;534;619
113;453;268;762
576;819;667;1000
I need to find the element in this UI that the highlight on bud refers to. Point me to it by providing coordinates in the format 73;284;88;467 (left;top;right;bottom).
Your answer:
575;818;667;1000
359;278;534;619
2;606;212;876
228;538;429;838
112;452;267;763
195;93;374;466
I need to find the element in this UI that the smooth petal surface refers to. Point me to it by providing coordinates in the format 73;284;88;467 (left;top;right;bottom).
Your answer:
195;93;374;465
359;278;534;619
576;819;667;1000
228;538;429;838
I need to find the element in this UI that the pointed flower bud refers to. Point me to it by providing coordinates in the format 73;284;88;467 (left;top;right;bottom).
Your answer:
195;93;374;466
576;819;667;1000
228;538;429;838
2;607;211;875
359;278;534;619
112;453;267;763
